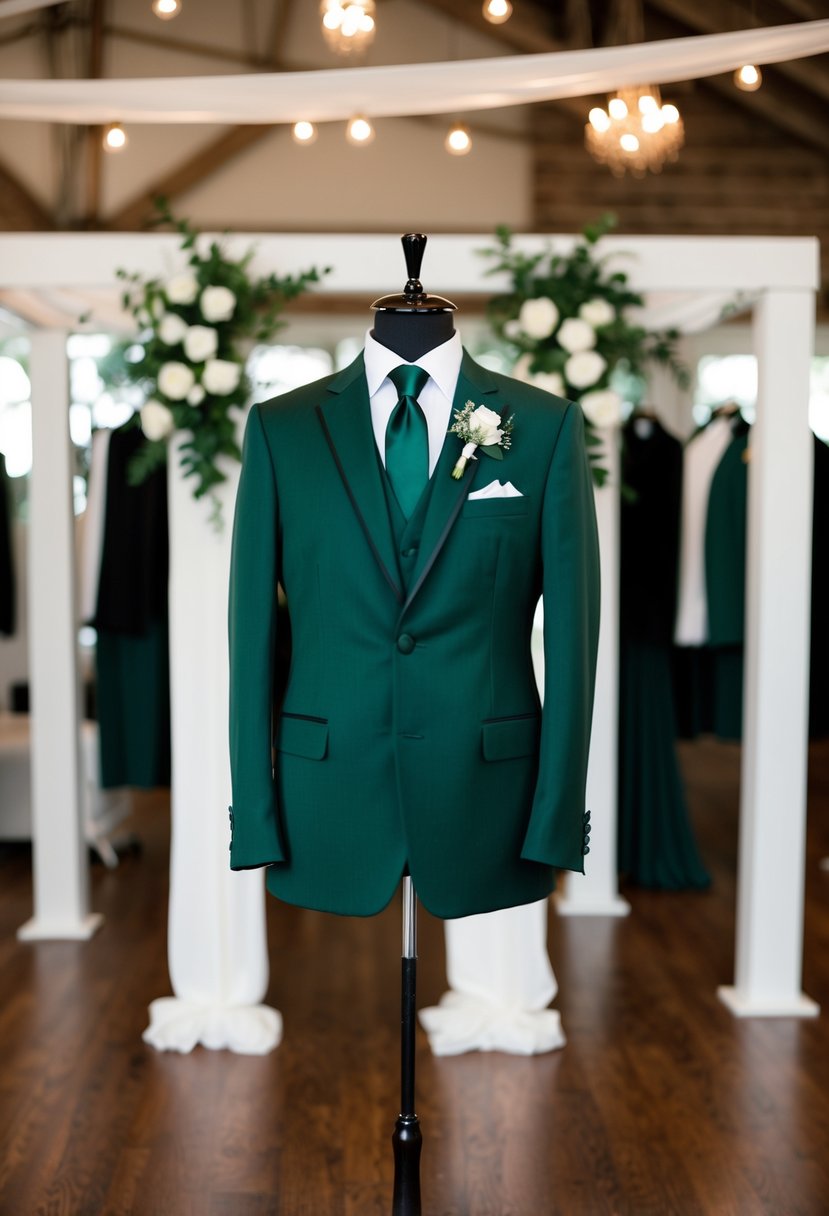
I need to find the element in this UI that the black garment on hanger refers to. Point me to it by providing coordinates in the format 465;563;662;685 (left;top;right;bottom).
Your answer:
0;454;14;637
619;416;709;890
94;424;170;788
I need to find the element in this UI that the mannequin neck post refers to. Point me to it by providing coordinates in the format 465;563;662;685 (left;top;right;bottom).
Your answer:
371;309;456;362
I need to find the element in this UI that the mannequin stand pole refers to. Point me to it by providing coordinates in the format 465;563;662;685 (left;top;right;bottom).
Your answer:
391;875;422;1216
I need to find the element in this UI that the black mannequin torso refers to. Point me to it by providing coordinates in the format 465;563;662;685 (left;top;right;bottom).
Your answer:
370;309;456;362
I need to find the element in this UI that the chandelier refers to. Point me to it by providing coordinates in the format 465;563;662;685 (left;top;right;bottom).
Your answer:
585;84;684;177
320;1;376;56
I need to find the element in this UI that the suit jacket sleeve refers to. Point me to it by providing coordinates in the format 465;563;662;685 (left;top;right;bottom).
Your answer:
521;401;600;873
228;403;286;869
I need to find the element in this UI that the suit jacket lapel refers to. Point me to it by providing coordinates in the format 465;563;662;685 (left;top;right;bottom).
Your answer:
316;354;403;603
399;350;502;619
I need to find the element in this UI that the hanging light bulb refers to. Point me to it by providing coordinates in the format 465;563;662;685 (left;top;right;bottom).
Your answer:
588;107;611;133
102;123;128;152
292;120;318;146
734;64;762;91
445;123;472;156
346;115;375;145
483;0;512;22
152;0;181;18
608;97;628;120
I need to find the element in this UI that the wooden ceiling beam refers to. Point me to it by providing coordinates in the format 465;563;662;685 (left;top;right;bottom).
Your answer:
645;0;829;104
106;125;272;230
642;7;829;155
0;158;55;230
414;0;599;125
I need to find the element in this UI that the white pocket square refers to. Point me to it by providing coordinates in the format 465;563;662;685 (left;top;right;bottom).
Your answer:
467;480;523;501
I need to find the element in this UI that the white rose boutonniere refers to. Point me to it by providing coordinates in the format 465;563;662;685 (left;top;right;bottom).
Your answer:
183;325;218;363
165;272;199;306
158;361;195;400
203;358;242;396
448;401;514;480
200;285;236;323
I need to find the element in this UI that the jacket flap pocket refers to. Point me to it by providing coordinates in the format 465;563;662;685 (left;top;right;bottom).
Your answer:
275;714;329;760
481;715;539;761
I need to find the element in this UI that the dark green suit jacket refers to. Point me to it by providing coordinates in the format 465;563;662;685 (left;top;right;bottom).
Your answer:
228;350;600;919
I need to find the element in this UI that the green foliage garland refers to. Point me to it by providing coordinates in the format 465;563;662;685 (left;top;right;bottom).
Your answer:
481;214;690;486
100;201;328;522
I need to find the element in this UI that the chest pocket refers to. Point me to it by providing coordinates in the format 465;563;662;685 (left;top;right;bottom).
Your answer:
461;494;531;519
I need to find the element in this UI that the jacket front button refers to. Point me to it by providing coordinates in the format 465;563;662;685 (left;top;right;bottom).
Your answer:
397;633;415;654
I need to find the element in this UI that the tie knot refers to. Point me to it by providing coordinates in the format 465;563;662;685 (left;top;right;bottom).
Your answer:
388;364;430;401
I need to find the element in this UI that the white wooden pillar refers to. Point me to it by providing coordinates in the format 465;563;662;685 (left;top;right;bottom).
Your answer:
718;290;818;1017
18;329;101;941
556;428;630;918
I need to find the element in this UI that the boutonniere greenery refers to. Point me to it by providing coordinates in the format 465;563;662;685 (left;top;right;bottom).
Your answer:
99;199;328;526
449;401;514;480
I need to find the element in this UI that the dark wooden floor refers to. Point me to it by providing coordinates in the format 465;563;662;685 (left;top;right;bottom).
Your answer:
2;740;829;1216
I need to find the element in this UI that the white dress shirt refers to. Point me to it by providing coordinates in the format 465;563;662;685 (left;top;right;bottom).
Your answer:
363;329;462;477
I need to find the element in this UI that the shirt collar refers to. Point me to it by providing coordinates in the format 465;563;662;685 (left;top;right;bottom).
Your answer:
363;328;462;402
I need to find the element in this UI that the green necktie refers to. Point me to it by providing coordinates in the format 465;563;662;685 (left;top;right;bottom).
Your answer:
385;364;430;518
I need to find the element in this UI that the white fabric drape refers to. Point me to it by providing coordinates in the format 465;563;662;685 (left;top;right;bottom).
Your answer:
0;22;827;124
419;900;565;1056
143;430;281;1056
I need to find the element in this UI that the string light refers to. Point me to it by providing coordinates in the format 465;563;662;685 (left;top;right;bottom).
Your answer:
445;123;472;156
346;115;375;145
734;64;762;91
102;123;128;152
292;120;318;146
152;0;181;19
482;0;512;22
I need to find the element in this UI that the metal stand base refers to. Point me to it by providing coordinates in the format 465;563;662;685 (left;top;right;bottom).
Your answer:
391;877;422;1216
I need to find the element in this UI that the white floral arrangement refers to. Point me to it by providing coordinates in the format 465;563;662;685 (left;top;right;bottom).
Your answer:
482;215;688;485
105;203;327;520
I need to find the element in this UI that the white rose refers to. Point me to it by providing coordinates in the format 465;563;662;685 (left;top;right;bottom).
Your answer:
503;319;522;340
511;353;534;383
579;297;615;328
557;317;596;354
580;389;623;428
165;272;199;305
518;297;559;340
183;325;218;363
203;358;242;396
187;384;205;406
139;400;174;442
158;361;195;400
533;371;565;397
158;313;188;345
469;404;503;446
565;350;606;389
200;285;236;323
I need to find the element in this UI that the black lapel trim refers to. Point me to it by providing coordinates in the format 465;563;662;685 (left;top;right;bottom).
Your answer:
316;406;404;604
399;473;477;618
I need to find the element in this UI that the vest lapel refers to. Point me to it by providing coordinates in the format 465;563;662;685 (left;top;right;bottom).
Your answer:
316;354;403;604
398;350;502;620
